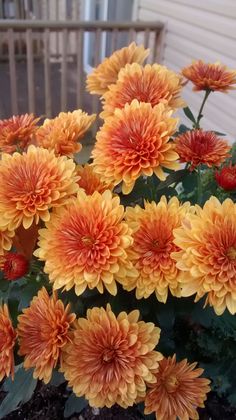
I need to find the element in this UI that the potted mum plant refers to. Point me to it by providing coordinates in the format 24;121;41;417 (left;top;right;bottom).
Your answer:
0;42;236;419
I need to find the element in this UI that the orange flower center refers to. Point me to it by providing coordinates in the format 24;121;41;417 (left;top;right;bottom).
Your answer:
164;374;179;393
227;246;236;260
102;348;116;363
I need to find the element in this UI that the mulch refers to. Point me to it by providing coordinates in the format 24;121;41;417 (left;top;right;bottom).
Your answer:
1;382;236;419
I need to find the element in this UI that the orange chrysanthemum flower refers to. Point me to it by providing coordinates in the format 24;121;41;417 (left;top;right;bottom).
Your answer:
36;110;96;157
172;197;236;315
175;130;230;170
0;145;78;231
77;164;113;195
0;228;15;256
215;164;236;191
1;252;29;280
100;63;184;119
0;304;17;381
123;197;192;303
35;190;136;296
61;304;162;408
17;287;75;384
144;355;210;420
182;60;236;92
0;113;39;154
86;42;149;95
92;100;179;194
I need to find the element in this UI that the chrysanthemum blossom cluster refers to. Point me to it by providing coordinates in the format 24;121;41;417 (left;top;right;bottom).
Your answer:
4;43;236;418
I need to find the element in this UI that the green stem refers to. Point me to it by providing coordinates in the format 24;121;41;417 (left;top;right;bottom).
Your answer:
197;165;202;205
195;90;211;129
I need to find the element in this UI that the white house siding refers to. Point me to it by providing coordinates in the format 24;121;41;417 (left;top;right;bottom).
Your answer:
134;0;236;142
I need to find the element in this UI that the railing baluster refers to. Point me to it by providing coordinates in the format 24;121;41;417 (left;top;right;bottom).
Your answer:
61;28;68;111
144;28;150;49
76;29;83;109
153;26;166;63
26;28;35;113
44;28;51;117
8;28;18;115
111;28;118;52
128;28;136;43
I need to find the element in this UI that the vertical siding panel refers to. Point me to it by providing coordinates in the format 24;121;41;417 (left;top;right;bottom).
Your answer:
137;0;236;140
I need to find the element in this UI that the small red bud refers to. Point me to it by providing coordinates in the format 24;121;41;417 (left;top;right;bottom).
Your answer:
2;253;29;281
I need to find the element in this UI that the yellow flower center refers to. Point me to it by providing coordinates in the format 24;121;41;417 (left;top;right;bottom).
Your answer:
164;374;179;393
227;246;236;260
81;235;95;246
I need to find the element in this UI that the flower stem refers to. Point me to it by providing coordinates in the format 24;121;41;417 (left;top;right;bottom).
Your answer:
197;165;202;205
195;90;211;129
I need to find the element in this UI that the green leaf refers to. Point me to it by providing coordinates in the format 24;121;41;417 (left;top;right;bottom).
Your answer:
183;107;196;124
0;367;37;419
64;393;88;418
18;281;42;311
156;169;188;191
191;300;215;328
156;301;175;330
49;370;65;387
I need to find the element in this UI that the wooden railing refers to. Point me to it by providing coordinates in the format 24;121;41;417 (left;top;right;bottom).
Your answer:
0;20;165;119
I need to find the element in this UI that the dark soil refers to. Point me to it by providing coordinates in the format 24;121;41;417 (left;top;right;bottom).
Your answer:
1;382;236;419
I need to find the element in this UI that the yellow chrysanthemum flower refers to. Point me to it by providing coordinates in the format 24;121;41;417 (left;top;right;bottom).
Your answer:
61;304;162;408
86;42;149;95
36;110;95;157
173;197;236;315
101;63;184;119
92;100;179;195
35;190;137;296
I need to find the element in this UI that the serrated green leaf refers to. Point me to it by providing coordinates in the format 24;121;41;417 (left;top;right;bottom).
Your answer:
0;367;37;419
64;393;88;418
183;107;196;124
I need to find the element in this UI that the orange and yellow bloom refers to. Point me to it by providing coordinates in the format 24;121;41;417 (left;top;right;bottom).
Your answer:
0;228;15;256
101;63;184;119
36;110;95;157
0;145;78;231
92;100;179;194
175;130;230;170
17;287;75;383
182;60;236;92
173;197;236;315
0;113;39;154
86;42;149;95
144;355;210;420
35;190;136;296
61;304;162;408
0;304;17;381
123;197;192;302
77;164;113;195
